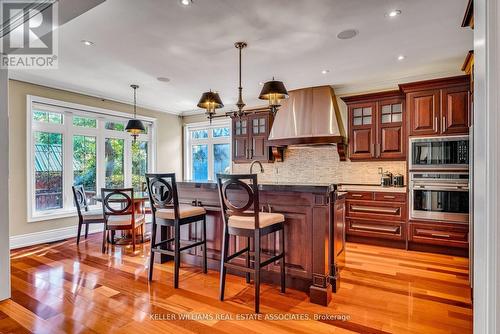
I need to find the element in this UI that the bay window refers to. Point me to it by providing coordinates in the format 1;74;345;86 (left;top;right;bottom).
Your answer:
184;120;231;181
27;96;155;222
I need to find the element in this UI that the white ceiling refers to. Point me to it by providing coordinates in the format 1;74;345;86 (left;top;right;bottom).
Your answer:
10;0;473;115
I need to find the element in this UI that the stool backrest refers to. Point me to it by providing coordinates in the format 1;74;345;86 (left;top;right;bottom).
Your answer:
216;173;260;229
145;173;180;218
101;188;135;219
72;185;88;217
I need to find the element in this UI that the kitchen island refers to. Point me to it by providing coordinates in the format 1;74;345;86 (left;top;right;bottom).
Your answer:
155;180;346;306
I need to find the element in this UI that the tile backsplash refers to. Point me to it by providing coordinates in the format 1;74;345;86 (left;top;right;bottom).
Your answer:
232;146;407;185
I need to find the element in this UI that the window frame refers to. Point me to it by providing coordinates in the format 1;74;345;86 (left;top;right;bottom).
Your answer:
183;119;232;181
27;95;157;222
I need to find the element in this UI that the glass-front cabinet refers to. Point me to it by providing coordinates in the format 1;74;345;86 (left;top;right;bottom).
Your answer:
232;113;273;163
343;91;406;161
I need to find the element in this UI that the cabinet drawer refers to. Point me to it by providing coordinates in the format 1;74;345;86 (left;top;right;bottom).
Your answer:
373;192;406;202
346;191;373;200
346;218;405;240
408;222;468;248
346;200;406;221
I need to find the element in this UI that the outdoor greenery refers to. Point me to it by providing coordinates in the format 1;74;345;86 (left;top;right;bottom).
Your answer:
105;138;124;188
33;110;62;124
132;141;148;191
73;116;97;128
73;135;96;193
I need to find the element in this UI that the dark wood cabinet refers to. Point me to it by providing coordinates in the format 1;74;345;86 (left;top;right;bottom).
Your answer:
400;76;470;136
232;113;273;163
342;91;406;161
345;190;407;247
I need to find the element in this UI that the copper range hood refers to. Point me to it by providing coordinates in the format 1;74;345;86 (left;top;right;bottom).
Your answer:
268;85;347;160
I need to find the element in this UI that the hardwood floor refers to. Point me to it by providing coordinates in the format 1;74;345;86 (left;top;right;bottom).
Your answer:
1;232;472;334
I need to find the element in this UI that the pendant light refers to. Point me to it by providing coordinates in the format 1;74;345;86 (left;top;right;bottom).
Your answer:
259;77;289;116
234;41;247;118
125;84;145;142
197;90;224;123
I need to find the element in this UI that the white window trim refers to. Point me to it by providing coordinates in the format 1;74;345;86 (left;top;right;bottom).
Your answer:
184;119;232;181
26;95;157;222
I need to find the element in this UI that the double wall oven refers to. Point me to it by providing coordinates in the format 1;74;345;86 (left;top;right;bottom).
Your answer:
409;135;470;223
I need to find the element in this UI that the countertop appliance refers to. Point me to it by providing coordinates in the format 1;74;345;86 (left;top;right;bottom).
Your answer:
409;172;469;223
392;174;404;187
409;135;469;170
381;172;393;187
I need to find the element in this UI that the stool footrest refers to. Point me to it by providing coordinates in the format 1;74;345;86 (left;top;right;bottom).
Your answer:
260;253;284;268
152;238;175;249
179;240;205;251
226;247;250;261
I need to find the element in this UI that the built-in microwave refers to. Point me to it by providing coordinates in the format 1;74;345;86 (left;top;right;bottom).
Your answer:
409;172;469;223
409;135;469;171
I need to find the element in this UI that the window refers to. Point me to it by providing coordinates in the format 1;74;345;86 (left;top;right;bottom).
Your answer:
73;135;96;204
28;97;155;221
132;141;148;191
184;120;231;181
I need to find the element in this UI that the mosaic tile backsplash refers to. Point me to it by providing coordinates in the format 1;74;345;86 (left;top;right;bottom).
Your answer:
232;146;407;185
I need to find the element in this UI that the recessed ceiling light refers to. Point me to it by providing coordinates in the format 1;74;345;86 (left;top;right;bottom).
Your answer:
157;77;171;83
337;29;358;40
81;40;94;46
387;10;402;17
180;0;192;6
321;69;330;74
397;55;406;61
259;82;264;86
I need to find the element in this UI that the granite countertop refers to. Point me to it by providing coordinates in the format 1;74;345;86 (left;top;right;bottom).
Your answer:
179;180;337;194
338;184;407;193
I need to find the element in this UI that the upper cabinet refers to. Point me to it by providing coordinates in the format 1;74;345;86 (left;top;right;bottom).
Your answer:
342;91;406;161
400;76;470;137
232;112;273;163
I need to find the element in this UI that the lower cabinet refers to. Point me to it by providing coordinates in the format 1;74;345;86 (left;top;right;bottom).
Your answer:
408;221;469;248
344;190;469;255
345;190;407;246
346;218;405;241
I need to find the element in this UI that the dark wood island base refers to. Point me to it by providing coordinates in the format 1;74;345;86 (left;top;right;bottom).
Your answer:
153;181;346;306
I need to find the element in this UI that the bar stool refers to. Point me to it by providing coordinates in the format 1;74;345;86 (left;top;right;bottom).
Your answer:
216;173;286;313
145;173;207;288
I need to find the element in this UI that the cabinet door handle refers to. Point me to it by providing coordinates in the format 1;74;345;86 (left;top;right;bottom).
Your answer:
435;116;439;132
442;116;446;132
371;143;375;157
383;195;396;199
431;233;451;238
377;143;381;157
351;194;363;198
249;148;254;159
351;205;400;214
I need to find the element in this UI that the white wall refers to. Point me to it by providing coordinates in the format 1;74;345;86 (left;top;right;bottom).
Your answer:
0;69;10;301
473;0;499;333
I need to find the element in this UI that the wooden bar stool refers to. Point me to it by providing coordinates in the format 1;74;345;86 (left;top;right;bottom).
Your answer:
216;173;286;313
145;173;207;288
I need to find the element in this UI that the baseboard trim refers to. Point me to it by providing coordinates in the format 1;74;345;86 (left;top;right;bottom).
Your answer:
9;224;104;250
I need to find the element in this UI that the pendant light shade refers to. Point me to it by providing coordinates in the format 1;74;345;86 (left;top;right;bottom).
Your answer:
197;90;224;121
259;79;289;108
126;84;145;141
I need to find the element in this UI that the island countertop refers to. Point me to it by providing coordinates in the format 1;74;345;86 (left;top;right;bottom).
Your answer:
179;180;338;195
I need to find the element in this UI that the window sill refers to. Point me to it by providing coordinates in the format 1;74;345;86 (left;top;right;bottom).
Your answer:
28;205;101;223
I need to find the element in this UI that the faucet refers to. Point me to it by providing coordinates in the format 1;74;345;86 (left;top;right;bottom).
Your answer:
250;160;264;174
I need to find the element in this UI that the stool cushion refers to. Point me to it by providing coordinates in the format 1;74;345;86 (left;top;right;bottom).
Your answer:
228;212;285;229
156;204;206;220
82;209;104;220
107;214;145;227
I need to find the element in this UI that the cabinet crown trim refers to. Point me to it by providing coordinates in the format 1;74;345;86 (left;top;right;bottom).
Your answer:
341;90;402;104
399;75;470;93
